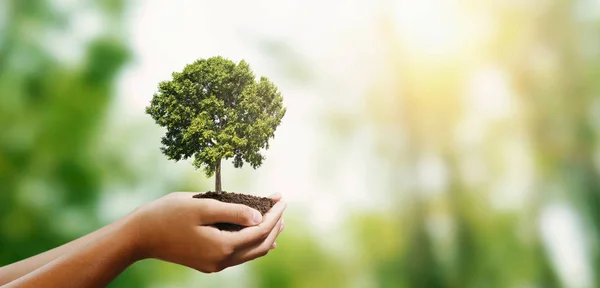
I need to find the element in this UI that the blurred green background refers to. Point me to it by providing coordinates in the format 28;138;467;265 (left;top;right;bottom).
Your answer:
2;0;600;287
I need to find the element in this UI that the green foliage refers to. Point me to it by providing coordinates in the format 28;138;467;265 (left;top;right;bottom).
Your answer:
0;0;155;287
146;56;286;178
250;218;351;288
4;0;600;287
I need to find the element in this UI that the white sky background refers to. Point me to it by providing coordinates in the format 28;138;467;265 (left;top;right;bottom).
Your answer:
104;0;594;286
112;0;387;229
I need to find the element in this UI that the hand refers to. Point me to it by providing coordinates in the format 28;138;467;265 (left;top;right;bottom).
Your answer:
126;192;286;273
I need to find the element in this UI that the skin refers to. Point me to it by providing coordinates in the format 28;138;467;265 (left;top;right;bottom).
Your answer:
0;192;286;288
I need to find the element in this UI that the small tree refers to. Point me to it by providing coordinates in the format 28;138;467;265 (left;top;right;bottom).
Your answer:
146;56;286;193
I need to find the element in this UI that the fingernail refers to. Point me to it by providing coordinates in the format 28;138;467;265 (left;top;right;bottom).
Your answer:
253;210;263;225
271;242;277;249
280;222;285;232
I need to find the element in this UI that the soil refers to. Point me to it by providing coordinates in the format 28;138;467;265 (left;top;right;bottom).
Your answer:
193;191;275;231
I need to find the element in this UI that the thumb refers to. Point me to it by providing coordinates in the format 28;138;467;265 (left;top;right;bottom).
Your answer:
197;199;263;226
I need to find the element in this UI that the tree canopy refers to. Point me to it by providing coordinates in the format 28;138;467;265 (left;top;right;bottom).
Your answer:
146;56;286;182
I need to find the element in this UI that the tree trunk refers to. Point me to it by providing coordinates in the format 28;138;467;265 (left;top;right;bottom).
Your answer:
215;159;222;193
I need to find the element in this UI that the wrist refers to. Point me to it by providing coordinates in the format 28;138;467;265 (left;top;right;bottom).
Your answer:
116;212;149;263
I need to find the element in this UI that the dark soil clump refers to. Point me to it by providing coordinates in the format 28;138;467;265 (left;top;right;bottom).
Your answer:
193;191;275;231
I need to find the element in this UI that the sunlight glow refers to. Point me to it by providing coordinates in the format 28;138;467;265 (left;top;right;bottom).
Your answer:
541;204;594;288
393;0;468;57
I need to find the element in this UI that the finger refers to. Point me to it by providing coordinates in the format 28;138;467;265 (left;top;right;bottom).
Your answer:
231;201;286;246
232;218;284;264
196;199;263;227
270;219;285;249
271;218;284;249
269;193;282;202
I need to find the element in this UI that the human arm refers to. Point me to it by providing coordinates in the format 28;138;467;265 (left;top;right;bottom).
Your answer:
1;192;286;288
0;192;283;285
0;220;126;285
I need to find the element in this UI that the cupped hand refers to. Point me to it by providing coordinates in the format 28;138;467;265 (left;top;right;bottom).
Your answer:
126;192;286;273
